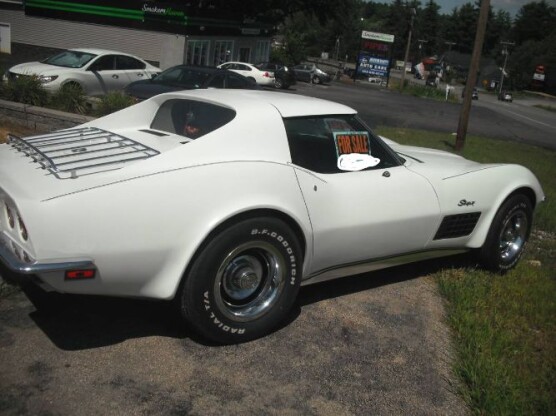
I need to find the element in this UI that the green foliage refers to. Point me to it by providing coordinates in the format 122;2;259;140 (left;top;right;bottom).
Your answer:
95;91;134;117
0;76;48;106
49;83;87;114
437;259;556;415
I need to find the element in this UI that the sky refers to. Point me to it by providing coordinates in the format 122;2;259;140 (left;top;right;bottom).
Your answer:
387;0;556;17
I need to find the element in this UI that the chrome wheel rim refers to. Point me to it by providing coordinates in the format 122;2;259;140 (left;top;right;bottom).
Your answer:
498;209;528;263
214;241;286;322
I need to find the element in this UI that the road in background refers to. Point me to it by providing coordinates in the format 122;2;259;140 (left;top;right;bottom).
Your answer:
288;80;556;150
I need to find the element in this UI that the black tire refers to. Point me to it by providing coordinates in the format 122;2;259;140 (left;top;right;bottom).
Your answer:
479;194;532;272
180;217;302;344
274;78;284;89
312;75;321;84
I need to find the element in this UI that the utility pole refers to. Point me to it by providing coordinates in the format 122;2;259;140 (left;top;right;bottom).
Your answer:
498;41;514;94
417;39;428;57
399;8;416;92
455;0;490;152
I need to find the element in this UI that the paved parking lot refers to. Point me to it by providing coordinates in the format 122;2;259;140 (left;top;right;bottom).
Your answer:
1;260;467;416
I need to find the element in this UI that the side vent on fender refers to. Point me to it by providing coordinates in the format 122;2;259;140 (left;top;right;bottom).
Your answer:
434;212;481;240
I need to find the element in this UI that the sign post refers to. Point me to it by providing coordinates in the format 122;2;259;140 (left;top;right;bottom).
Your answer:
354;31;394;86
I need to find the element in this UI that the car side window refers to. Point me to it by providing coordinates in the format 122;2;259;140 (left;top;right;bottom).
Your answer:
116;55;145;70
238;64;251;71
284;115;400;174
150;99;236;139
208;73;225;88
89;55;115;71
227;73;251;88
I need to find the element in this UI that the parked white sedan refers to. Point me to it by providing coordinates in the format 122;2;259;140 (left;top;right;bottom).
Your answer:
217;61;274;86
8;48;160;96
0;90;544;344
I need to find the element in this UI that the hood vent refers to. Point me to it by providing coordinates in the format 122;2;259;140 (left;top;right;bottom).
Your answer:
8;127;159;179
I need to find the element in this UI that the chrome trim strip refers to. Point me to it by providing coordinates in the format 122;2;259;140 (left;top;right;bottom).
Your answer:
301;249;468;286
0;239;95;275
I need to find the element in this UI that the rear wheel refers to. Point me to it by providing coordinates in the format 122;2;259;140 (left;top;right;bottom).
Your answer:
180;217;302;344
479;194;532;272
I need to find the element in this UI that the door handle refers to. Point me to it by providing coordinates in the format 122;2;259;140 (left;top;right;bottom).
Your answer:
112;74;119;79
137;73;144;77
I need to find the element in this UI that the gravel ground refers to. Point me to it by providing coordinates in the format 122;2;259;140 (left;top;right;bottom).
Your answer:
0;260;468;416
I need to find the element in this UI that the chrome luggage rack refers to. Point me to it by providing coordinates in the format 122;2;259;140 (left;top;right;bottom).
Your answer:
7;127;159;179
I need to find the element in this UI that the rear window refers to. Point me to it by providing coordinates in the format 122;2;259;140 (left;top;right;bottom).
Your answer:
150;99;236;139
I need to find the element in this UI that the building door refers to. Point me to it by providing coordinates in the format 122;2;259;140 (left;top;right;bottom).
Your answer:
239;47;250;62
0;23;11;54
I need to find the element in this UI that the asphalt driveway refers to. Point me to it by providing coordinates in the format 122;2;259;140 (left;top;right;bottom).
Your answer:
0;260;467;416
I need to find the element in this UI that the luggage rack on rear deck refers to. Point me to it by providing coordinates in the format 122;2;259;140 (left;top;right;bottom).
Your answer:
7;127;160;179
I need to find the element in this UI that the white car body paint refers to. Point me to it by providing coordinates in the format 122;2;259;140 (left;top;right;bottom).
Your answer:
8;48;160;96
0;90;545;300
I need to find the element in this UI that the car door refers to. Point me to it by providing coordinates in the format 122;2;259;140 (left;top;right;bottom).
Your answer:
293;64;310;82
87;55;126;95
115;55;150;87
285;116;441;274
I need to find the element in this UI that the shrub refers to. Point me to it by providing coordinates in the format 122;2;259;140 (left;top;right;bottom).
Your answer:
49;83;88;114
0;75;49;106
95;91;134;116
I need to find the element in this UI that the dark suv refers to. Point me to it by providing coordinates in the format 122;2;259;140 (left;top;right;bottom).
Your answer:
255;62;297;89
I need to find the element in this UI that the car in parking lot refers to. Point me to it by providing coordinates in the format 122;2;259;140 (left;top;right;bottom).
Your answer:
124;65;257;100
255;62;296;89
293;63;331;84
7;48;160;96
0;90;544;344
217;61;274;86
498;90;513;102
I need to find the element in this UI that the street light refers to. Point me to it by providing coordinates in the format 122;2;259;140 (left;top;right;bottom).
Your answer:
399;7;416;92
498;41;514;94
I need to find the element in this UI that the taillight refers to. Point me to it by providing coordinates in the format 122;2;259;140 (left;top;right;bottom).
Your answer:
263;72;270;77
65;270;96;280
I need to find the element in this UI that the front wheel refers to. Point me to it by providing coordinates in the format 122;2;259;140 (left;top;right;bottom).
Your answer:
312;75;321;84
479;194;532;272
180;217;302;343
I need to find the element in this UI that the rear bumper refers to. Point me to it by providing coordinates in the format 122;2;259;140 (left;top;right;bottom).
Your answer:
0;238;95;284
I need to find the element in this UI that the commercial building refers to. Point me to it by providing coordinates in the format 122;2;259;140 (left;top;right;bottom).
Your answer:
0;1;273;68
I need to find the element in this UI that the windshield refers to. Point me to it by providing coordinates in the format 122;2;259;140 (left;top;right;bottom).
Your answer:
42;50;97;68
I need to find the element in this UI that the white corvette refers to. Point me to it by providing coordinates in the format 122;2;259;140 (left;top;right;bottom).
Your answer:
0;90;545;343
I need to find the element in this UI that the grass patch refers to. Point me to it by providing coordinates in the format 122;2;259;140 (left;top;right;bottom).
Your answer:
388;78;459;102
376;126;556;415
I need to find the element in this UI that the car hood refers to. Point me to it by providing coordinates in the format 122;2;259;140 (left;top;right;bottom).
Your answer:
10;62;68;76
387;141;499;180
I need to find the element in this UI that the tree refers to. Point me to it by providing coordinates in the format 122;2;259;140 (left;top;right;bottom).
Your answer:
512;0;556;45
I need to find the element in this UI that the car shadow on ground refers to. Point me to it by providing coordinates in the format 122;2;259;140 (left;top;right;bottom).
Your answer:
22;252;477;350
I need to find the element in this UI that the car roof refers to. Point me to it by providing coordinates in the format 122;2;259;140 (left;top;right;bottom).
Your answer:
166;65;224;73
156;89;356;118
69;48;140;56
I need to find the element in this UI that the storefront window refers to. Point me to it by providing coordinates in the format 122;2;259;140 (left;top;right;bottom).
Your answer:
253;40;270;64
186;40;210;66
213;40;233;66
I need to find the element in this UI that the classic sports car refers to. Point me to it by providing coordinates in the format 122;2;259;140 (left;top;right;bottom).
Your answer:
0;90;545;343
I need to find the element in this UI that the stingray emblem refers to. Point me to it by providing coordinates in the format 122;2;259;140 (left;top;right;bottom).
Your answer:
337;153;381;171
